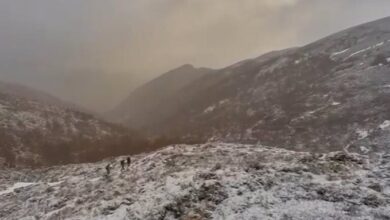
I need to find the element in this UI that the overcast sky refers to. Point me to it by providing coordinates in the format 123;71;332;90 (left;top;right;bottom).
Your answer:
1;0;390;111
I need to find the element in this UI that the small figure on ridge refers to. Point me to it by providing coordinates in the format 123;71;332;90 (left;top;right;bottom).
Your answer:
127;157;131;168
105;164;111;175
120;160;125;171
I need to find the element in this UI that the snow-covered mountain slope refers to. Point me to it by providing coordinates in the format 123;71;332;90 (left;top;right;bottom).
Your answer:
112;16;390;154
108;64;214;133
0;89;147;167
0;143;389;219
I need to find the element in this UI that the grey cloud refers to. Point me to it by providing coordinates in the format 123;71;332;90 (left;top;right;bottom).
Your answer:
1;0;390;111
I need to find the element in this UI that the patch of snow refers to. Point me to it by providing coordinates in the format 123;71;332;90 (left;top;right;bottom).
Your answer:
204;105;216;114
347;41;385;59
294;59;301;64
47;181;63;187
360;146;370;153
331;101;341;106
330;48;349;57
90;177;101;182
219;99;229;105
375;42;384;47
0;182;36;196
356;129;369;139
348;47;372;58
379;120;390;130
387;57;390;63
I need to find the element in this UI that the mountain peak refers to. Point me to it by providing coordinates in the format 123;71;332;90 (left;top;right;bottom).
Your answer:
177;64;195;70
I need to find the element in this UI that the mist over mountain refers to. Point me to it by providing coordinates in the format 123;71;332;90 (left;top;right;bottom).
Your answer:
0;81;89;113
112;16;390;155
1;0;390;112
109;64;215;131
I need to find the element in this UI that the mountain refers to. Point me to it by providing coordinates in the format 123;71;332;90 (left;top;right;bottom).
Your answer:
0;82;148;167
111;16;390;154
0;81;88;113
108;64;215;134
1;143;389;219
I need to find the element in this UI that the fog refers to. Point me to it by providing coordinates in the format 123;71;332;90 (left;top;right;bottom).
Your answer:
1;0;390;112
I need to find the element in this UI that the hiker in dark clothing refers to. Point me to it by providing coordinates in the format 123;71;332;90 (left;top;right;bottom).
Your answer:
105;164;111;175
120;160;125;171
127;157;131;167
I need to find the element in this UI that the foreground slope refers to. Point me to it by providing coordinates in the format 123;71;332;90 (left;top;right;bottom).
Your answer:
112;16;390;153
0;85;147;167
0;143;389;219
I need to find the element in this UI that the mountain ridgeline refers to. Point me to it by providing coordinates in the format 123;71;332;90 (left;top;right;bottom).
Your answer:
111;16;390;154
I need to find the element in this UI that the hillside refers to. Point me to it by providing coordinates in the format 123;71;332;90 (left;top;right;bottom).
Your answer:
0;84;148;167
0;143;389;219
112;16;390;154
0;81;89;113
109;64;215;133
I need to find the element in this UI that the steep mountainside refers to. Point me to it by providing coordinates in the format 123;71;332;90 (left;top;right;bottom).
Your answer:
0;86;147;167
0;143;389;219
109;64;214;133
112;16;390;153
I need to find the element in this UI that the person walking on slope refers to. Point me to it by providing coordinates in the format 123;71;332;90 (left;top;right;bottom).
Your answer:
105;164;111;175
120;160;126;171
126;157;131;168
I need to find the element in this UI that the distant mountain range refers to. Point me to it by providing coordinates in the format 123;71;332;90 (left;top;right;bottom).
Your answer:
110;16;390;154
0;82;148;167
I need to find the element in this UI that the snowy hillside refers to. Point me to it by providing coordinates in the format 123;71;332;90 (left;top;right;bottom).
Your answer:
112;16;390;154
0;90;146;167
1;143;389;219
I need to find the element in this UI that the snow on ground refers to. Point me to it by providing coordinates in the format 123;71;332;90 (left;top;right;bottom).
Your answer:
347;41;386;58
0;143;389;220
356;129;369;139
360;146;370;154
330;48;350;58
379;120;390;130
0;182;36;196
204;105;216;114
